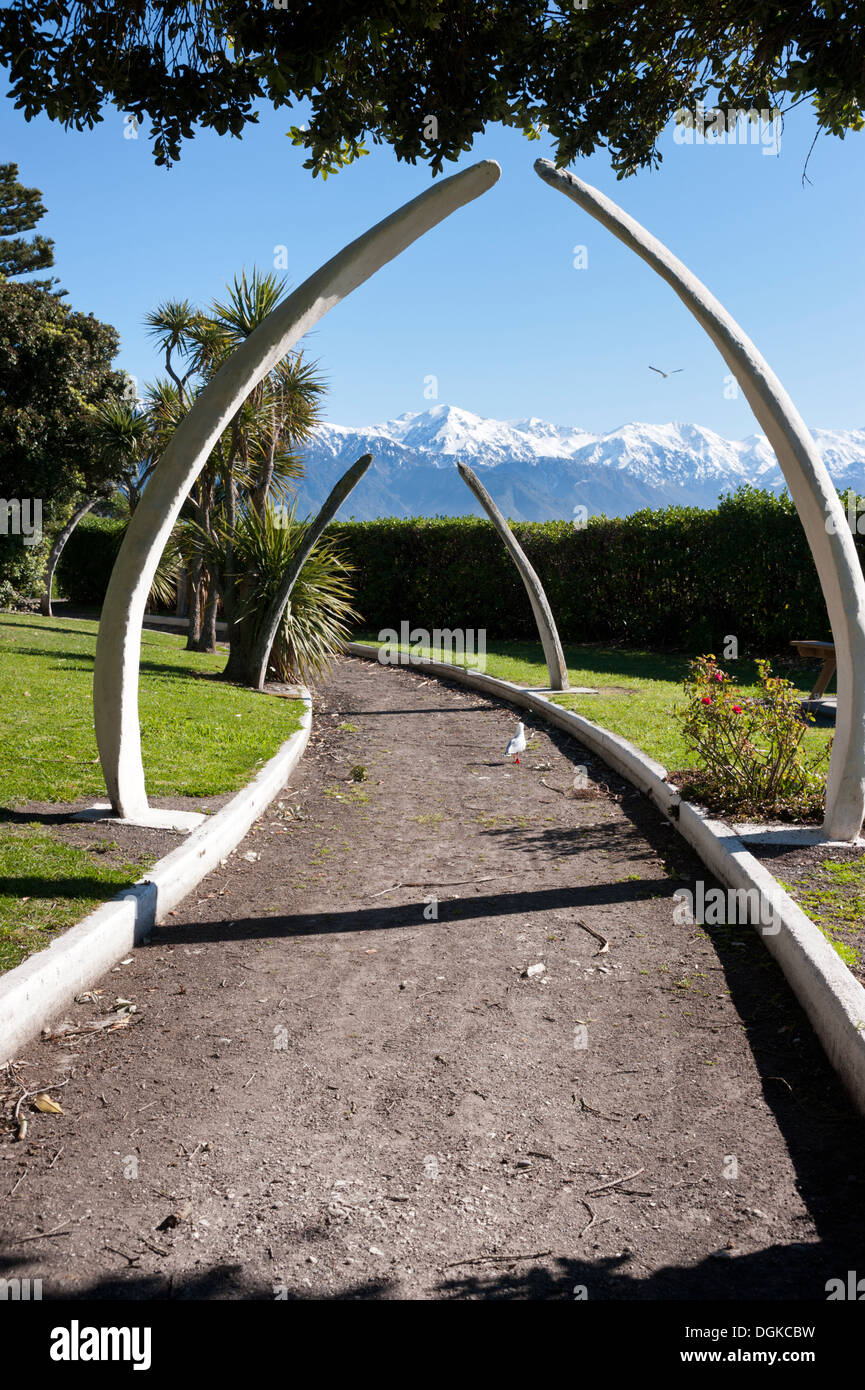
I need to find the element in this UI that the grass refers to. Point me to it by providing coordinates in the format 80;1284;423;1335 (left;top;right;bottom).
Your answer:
778;858;865;974
353;633;833;772
0;613;304;972
0;827;154;973
0;614;304;801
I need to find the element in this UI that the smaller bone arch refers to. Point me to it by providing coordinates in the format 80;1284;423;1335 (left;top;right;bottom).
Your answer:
457;460;569;691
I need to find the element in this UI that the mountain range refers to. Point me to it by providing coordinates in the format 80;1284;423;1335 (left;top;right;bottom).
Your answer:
294;403;865;522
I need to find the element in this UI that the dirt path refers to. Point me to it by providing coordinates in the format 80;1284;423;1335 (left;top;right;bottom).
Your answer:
2;657;864;1300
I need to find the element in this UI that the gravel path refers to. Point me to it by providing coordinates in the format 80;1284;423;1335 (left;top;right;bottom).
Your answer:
2;657;863;1300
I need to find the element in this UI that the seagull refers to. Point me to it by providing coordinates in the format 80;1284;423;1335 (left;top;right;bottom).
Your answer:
505;722;527;765
649;365;684;378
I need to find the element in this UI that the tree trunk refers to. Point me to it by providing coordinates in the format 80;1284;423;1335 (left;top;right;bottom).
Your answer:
221;469;243;678
175;568;187;617
194;584;219;653
40;498;99;617
185;556;203;648
222;577;255;682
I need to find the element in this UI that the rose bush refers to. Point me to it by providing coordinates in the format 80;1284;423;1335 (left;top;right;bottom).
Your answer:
675;654;829;820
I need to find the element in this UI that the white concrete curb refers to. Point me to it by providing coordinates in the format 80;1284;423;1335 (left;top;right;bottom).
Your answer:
349;643;865;1115
0;693;312;1063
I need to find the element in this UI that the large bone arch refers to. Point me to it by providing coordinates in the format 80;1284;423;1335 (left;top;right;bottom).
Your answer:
93;160;501;820
535;159;865;842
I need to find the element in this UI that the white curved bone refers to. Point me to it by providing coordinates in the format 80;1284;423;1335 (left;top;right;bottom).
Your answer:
457;460;569;690
94;160;501;819
535;159;865;841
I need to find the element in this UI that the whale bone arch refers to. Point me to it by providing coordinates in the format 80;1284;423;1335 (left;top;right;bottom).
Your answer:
457;460;569;690
534;158;865;842
93;160;501;819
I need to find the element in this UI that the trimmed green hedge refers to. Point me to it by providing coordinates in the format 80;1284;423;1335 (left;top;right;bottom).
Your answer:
55;515;125;606
50;487;864;654
331;486;859;652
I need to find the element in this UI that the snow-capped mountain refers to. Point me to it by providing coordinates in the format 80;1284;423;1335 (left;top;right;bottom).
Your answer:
294;403;865;522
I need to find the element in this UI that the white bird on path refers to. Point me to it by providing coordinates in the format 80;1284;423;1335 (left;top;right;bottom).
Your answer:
505;722;527;765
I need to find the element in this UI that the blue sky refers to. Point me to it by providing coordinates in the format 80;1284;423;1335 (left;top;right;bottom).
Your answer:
5;92;864;436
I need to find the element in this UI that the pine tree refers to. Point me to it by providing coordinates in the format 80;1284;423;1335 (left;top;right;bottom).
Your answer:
0;162;58;291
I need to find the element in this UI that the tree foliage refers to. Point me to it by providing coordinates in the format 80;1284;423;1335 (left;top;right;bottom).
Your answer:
0;279;126;514
143;269;329;674
1;3;862;176
0;161;56;287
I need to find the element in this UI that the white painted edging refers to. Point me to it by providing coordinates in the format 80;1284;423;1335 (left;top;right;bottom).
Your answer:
349;643;865;1115
0;693;312;1063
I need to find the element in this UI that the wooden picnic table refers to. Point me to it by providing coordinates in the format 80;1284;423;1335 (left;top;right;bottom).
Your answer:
791;639;836;702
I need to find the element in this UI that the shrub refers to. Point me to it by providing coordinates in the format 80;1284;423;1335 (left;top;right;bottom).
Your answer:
202;501;360;685
54;515;125;605
0;534;46;609
674;654;829;820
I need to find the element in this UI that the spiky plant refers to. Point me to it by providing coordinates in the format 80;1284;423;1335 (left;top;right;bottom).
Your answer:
200;500;358;685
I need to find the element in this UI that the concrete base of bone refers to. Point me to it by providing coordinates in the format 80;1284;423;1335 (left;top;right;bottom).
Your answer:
733;823;865;849
529;686;598;695
74;804;207;832
801;697;837;723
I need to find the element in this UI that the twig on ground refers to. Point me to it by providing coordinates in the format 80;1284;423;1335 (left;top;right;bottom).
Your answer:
372;876;495;898
444;1249;553;1269
13;1079;69;1122
586;1167;645;1198
12;1223;73;1243
104;1245;142;1267
575;918;610;954
540;778;569;796
765;1075;794;1093
138;1238;170;1257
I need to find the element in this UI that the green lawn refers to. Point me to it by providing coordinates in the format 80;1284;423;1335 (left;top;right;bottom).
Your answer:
0;614;304;971
0;827;154;974
0;614;304;801
353;633;833;772
777;858;865;977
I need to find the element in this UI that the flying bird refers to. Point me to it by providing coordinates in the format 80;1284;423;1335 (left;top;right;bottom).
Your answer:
505;722;527;765
648;365;684;378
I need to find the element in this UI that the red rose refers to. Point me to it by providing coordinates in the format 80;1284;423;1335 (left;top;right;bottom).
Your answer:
713;671;723;682
732;704;742;714
701;696;712;705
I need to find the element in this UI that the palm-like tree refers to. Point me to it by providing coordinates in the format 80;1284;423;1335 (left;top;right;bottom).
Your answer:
196;269;326;679
144;301;213;646
137;268;333;682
